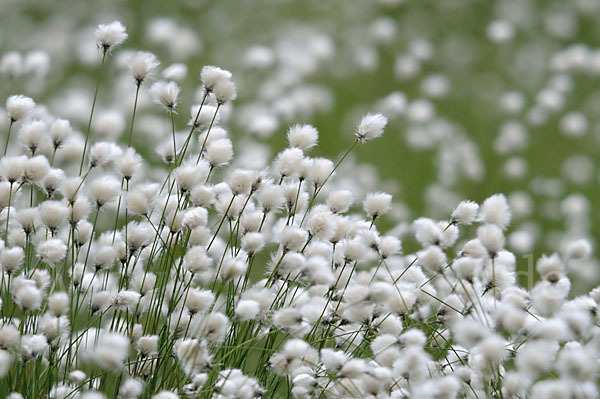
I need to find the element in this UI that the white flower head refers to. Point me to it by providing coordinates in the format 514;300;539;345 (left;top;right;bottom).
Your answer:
451;200;479;225
188;104;220;130
287;124;319;151
213;79;237;104
355;113;387;143
363;192;392;220
6;95;35;122
479;193;511;230
96;21;128;53
477;223;505;258
129;51;160;84
200;65;232;92
163;63;188;82
150;80;180;113
36;238;67;264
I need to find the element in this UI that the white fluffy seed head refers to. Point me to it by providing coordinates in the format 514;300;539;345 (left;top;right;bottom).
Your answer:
536;253;563;281
183;246;213;274
326;190;353;214
114;291;141;312
127;185;158;216
150;80;180;113
18;119;47;156
229;169;255;195
274;148;304;179
6;95;35;122
476;334;508;363
235;299;261;321
22;155;49;183
307;211;335;241
343;238;368;262
355;113;387;142
1;51;22;79
0;247;24;274
287;124;319;151
129;51;159;83
206;138;233;168
61;177;82;203
241;232;265;254
363;192;392;219
453;256;482;282
280;226;308;253
0;325;19;350
308;158;334;188
88;331;130;371
565;239;592;260
49;119;71;149
137;335;159;357
1;155;26;183
477;224;505;257
163;63;188;81
88;176;121;209
157;140;175;164
48;292;70;316
257;182;284;213
17;207;39;235
68;370;87;384
200;65;232;92
185;288;214;314
96;21;128;53
20;334;48;360
70;197;91;224
460;239;487;258
14;284;42;312
36;238;67;264
413;217;443;247
43;168;65;198
175;163;205;193
418;245;446;274
479;193;511;230
219;255;247;280
117;148;143;181
190;185;215;208
182;207;208;230
451;200;479;225
213;80;237;104
94;111;125;141
379;235;401;258
39;200;68;231
0;181;17;208
188;104;220;130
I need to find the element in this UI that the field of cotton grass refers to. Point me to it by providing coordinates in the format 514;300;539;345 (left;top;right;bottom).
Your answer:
2;1;600;398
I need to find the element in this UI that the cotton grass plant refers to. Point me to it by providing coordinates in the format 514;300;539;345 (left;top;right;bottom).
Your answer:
1;19;600;399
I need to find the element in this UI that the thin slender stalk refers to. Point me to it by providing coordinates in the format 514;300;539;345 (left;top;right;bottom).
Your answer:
79;52;107;176
4;182;13;242
127;81;141;147
196;103;221;164
3;120;14;156
207;194;237;251
170;111;177;162
178;91;208;165
301;139;358;225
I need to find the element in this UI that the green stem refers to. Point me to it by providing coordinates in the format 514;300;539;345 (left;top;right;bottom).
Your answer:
4;182;13;242
196;103;221;164
79;52;107;176
3;120;14;156
170;111;177;162
128;81;141;147
178;91;208;166
300;139;358;226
